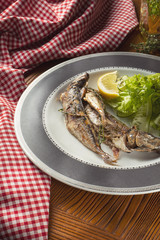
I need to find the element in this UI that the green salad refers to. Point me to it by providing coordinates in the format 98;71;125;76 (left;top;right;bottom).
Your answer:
107;73;160;134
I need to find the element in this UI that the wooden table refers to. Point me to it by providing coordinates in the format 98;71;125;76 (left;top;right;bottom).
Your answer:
25;1;160;239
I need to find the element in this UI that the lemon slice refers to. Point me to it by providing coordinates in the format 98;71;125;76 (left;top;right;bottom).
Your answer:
97;71;119;99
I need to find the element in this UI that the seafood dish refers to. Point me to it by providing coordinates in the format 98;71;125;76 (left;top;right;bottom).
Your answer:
60;73;160;165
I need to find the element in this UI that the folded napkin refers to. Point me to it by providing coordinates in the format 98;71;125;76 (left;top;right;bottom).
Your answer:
0;0;138;239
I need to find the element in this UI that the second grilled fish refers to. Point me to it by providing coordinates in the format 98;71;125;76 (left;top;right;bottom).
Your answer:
84;88;160;155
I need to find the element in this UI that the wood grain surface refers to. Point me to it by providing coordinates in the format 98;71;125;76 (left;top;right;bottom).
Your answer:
24;1;160;239
48;180;160;240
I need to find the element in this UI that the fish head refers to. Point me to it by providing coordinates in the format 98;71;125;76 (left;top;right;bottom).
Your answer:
71;72;89;89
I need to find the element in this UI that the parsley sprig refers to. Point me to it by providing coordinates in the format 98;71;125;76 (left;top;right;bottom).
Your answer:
131;35;160;54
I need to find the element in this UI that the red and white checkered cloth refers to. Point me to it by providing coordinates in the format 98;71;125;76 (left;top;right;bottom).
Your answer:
0;0;138;239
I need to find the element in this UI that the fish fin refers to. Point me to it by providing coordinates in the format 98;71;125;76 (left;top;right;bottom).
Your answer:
112;147;120;160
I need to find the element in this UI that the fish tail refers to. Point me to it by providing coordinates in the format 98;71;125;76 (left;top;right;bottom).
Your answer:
101;152;118;166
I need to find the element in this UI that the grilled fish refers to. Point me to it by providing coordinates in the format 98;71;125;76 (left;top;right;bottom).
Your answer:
60;73;160;166
84;89;106;126
126;126;160;152
85;103;120;160
60;73;89;116
60;73;116;165
84;88;160;155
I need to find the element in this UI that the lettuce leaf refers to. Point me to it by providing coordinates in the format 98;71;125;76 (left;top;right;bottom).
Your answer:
108;73;160;134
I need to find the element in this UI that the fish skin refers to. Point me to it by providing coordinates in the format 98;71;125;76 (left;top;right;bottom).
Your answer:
60;72;89;116
126;127;160;153
84;88;129;132
60;73;116;165
84;89;106;126
85;104;102;126
84;103;120;160
65;114;116;165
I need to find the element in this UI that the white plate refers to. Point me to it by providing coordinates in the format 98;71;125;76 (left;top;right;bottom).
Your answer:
15;52;160;195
